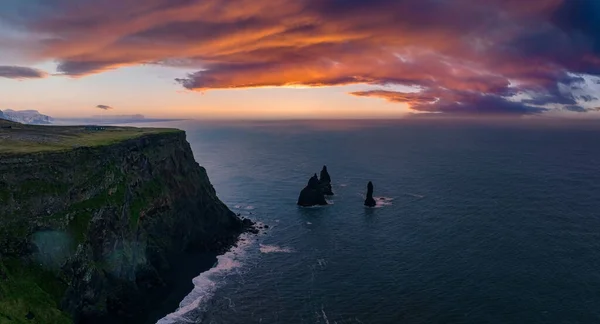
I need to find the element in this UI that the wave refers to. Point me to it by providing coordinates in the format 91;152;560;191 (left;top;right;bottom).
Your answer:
157;230;258;324
259;244;294;253
373;197;394;208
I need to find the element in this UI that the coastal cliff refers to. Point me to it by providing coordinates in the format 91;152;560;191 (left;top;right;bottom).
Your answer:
0;129;249;323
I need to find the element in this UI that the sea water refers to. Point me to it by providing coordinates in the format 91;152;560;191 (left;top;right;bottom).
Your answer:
148;119;600;324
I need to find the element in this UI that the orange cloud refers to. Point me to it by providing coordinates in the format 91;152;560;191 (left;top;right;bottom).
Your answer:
4;0;600;114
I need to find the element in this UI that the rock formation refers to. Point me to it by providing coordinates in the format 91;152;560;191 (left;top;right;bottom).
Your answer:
319;165;334;196
297;174;328;207
364;181;377;207
0;128;255;323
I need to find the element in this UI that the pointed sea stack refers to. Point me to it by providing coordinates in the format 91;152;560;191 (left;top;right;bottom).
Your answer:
319;165;334;196
297;173;328;207
364;181;376;207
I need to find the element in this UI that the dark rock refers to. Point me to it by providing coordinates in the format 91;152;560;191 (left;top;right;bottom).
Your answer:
319;165;334;196
297;174;328;207
364;181;376;207
242;218;254;228
264;225;269;229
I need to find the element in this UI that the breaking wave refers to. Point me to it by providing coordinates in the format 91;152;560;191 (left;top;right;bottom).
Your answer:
157;232;257;324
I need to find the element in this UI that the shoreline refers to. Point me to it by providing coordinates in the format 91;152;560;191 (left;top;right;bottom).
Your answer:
143;219;259;324
143;251;219;324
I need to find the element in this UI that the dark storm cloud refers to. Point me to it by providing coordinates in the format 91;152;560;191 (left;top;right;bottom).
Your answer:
563;105;588;113
0;66;48;79
3;0;600;114
351;89;547;115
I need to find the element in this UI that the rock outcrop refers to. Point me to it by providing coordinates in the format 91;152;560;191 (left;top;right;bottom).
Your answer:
0;130;253;323
364;181;377;207
319;165;334;196
297;174;328;207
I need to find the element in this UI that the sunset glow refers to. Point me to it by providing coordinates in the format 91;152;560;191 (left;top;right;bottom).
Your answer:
1;0;600;118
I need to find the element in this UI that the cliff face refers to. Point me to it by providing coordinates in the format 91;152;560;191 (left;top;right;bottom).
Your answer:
0;131;246;323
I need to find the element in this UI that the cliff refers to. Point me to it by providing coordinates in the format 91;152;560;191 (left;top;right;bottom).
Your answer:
0;129;249;323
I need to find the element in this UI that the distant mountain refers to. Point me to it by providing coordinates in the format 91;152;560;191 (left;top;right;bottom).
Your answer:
0;110;5;120
2;109;53;125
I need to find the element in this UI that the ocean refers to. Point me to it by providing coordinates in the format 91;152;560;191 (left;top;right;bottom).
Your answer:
141;118;600;324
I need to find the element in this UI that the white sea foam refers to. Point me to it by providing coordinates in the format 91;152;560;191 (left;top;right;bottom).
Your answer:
306;222;313;225
157;231;258;324
373;197;394;208
321;307;331;324
259;244;293;253
232;204;255;210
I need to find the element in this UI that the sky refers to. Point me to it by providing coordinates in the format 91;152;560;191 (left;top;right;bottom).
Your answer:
1;0;600;119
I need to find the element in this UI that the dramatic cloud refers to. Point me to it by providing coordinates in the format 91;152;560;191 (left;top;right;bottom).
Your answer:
2;0;600;114
96;105;113;110
0;66;48;79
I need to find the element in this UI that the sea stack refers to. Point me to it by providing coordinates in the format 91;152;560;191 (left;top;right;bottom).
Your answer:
297;173;328;207
319;165;334;196
364;181;376;207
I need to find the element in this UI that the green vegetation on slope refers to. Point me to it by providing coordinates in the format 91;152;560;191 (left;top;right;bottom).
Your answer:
0;120;180;154
129;178;165;230
0;258;71;324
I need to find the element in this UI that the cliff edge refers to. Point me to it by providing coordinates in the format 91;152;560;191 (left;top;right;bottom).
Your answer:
0;127;249;323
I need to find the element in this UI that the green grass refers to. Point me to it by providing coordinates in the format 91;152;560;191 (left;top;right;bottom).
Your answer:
0;258;71;324
0;122;181;154
129;179;165;230
65;181;127;245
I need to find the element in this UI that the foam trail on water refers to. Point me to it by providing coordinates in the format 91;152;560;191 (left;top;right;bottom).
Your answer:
259;244;294;253
374;197;394;208
157;231;257;324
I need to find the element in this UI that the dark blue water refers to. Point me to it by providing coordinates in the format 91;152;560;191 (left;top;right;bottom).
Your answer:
155;119;600;324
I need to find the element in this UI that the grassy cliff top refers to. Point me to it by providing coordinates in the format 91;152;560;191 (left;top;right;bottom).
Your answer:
0;119;181;154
